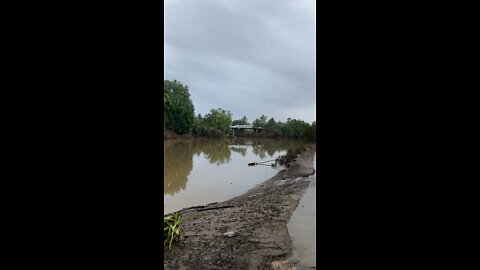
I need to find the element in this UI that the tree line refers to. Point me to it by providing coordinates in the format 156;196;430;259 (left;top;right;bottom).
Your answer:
164;79;316;141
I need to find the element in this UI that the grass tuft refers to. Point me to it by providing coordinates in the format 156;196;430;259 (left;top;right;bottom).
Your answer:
164;211;184;250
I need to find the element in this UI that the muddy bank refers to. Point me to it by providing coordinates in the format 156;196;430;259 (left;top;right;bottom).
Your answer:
164;130;193;139
164;144;316;269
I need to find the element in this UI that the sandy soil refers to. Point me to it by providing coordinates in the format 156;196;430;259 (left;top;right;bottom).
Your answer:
164;144;316;270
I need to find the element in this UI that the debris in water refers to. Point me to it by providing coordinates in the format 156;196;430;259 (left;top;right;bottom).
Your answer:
248;158;278;167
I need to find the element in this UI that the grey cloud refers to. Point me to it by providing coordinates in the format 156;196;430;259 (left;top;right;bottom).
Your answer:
165;0;316;123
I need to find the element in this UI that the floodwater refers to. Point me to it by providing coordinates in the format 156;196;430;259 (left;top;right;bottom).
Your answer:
164;138;305;214
287;153;316;269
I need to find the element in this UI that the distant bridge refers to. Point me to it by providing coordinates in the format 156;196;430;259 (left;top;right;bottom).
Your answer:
230;124;262;135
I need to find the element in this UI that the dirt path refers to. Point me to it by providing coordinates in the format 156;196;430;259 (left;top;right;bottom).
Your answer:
164;144;316;270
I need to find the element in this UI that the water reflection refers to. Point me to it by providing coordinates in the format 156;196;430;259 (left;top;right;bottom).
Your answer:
164;140;193;195
164;139;235;195
229;145;247;157
202;142;231;165
164;138;306;211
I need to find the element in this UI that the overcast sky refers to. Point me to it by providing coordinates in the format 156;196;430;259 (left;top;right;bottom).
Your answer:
164;0;316;124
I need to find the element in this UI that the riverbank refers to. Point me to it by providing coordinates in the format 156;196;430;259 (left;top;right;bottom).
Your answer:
164;144;316;269
164;129;314;141
164;130;193;139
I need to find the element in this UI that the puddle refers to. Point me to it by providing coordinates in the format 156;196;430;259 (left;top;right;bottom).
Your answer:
286;154;316;268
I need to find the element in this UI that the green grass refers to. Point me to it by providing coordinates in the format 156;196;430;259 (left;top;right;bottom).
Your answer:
164;211;184;250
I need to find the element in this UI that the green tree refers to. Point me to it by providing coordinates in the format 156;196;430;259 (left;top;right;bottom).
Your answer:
305;121;316;142
280;118;310;138
264;117;282;137
232;116;249;126
163;93;172;131
164;80;195;135
199;108;233;137
252;115;268;128
264;118;276;131
205;108;233;133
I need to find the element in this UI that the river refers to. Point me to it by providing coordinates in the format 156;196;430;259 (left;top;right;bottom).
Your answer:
164;138;306;214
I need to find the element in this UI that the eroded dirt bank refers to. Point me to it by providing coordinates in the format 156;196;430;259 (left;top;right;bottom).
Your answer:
164;144;316;270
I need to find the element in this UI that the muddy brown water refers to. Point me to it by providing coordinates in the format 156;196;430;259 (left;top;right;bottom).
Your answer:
287;153;316;268
164;138;305;214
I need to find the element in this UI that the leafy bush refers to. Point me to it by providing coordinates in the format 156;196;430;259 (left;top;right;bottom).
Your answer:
193;108;232;137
